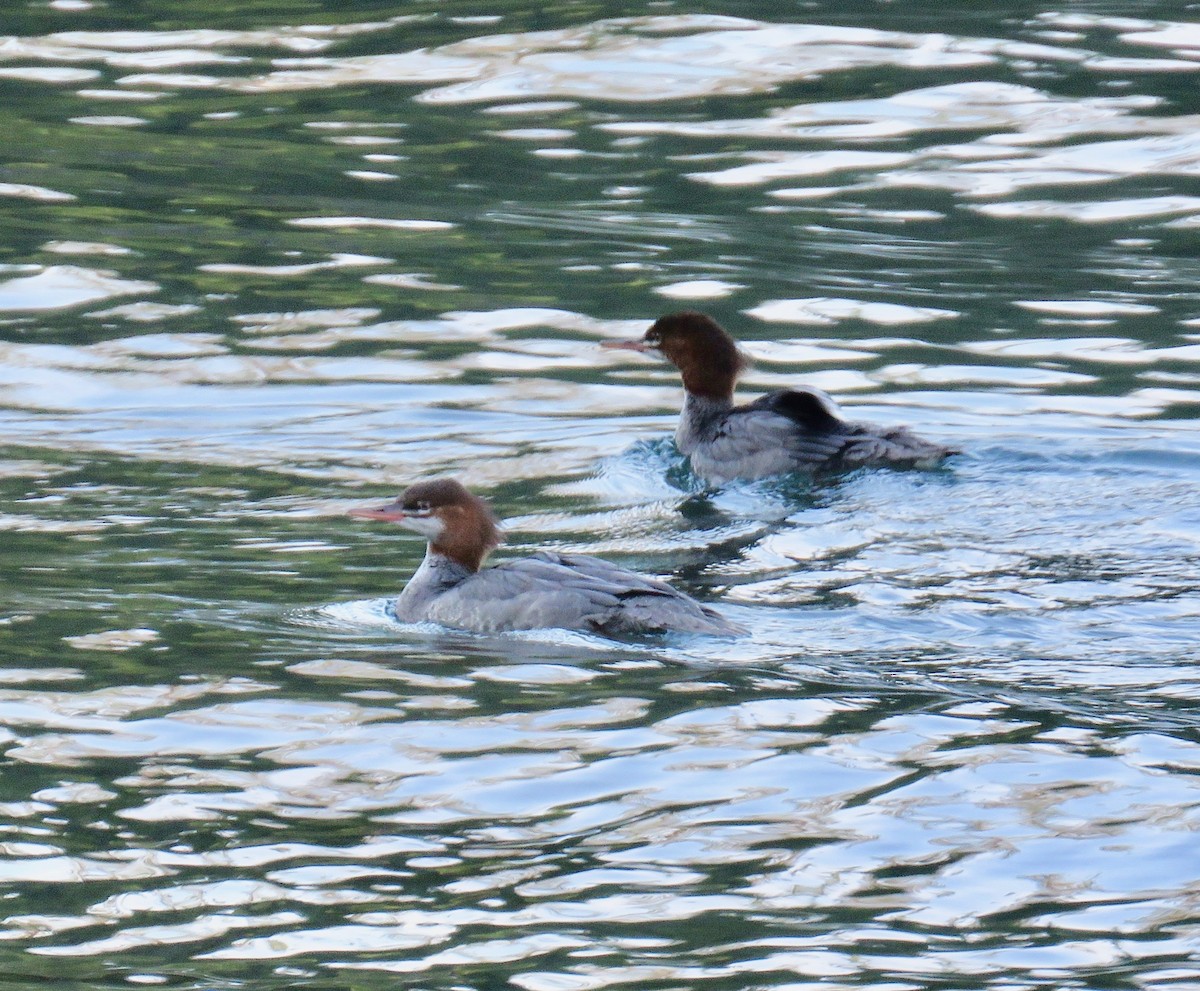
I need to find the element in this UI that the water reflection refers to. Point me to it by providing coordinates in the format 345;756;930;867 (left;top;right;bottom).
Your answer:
3;660;1198;986
0;0;1199;988
0;265;156;310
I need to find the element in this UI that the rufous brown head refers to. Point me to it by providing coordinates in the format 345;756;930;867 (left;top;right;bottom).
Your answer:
350;478;502;572
602;311;749;401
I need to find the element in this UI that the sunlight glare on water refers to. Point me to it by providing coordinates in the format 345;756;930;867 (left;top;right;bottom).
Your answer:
0;1;1199;989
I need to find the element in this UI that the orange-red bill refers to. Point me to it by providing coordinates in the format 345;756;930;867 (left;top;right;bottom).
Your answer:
348;506;405;522
600;339;651;352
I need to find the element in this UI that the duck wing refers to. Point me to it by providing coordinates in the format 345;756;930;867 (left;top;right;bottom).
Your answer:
444;552;739;635
701;388;852;470
738;388;955;468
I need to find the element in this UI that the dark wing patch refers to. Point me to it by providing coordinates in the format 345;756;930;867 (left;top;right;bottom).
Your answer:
742;389;848;434
615;587;675;601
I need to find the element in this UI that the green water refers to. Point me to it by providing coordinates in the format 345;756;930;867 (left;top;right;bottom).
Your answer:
1;1;1199;989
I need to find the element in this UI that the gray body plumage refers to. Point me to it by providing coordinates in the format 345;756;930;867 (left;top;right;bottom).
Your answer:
395;548;742;636
677;391;954;485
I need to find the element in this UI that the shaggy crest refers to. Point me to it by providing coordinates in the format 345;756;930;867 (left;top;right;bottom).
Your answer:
645;311;750;401
400;478;503;572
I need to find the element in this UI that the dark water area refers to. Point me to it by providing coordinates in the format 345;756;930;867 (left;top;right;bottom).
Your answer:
1;1;1199;989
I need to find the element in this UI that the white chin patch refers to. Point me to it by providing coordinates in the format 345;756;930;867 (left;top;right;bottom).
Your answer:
400;514;445;541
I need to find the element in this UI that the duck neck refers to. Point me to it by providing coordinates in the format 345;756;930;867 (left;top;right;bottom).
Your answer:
684;391;733;419
678;367;736;406
395;546;475;619
677;392;734;453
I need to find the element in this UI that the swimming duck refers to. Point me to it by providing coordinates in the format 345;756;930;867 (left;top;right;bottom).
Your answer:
350;478;743;636
603;310;955;484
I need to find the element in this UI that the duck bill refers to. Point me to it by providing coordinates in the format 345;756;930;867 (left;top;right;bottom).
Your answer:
601;339;652;352
349;504;406;522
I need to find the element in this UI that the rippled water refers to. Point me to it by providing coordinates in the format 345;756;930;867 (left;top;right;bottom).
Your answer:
2;1;1199;988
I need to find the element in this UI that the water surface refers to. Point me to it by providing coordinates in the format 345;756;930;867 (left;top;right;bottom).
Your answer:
1;2;1199;989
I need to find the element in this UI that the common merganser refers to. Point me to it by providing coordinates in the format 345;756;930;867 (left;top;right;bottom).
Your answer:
603;311;956;484
349;478;743;636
